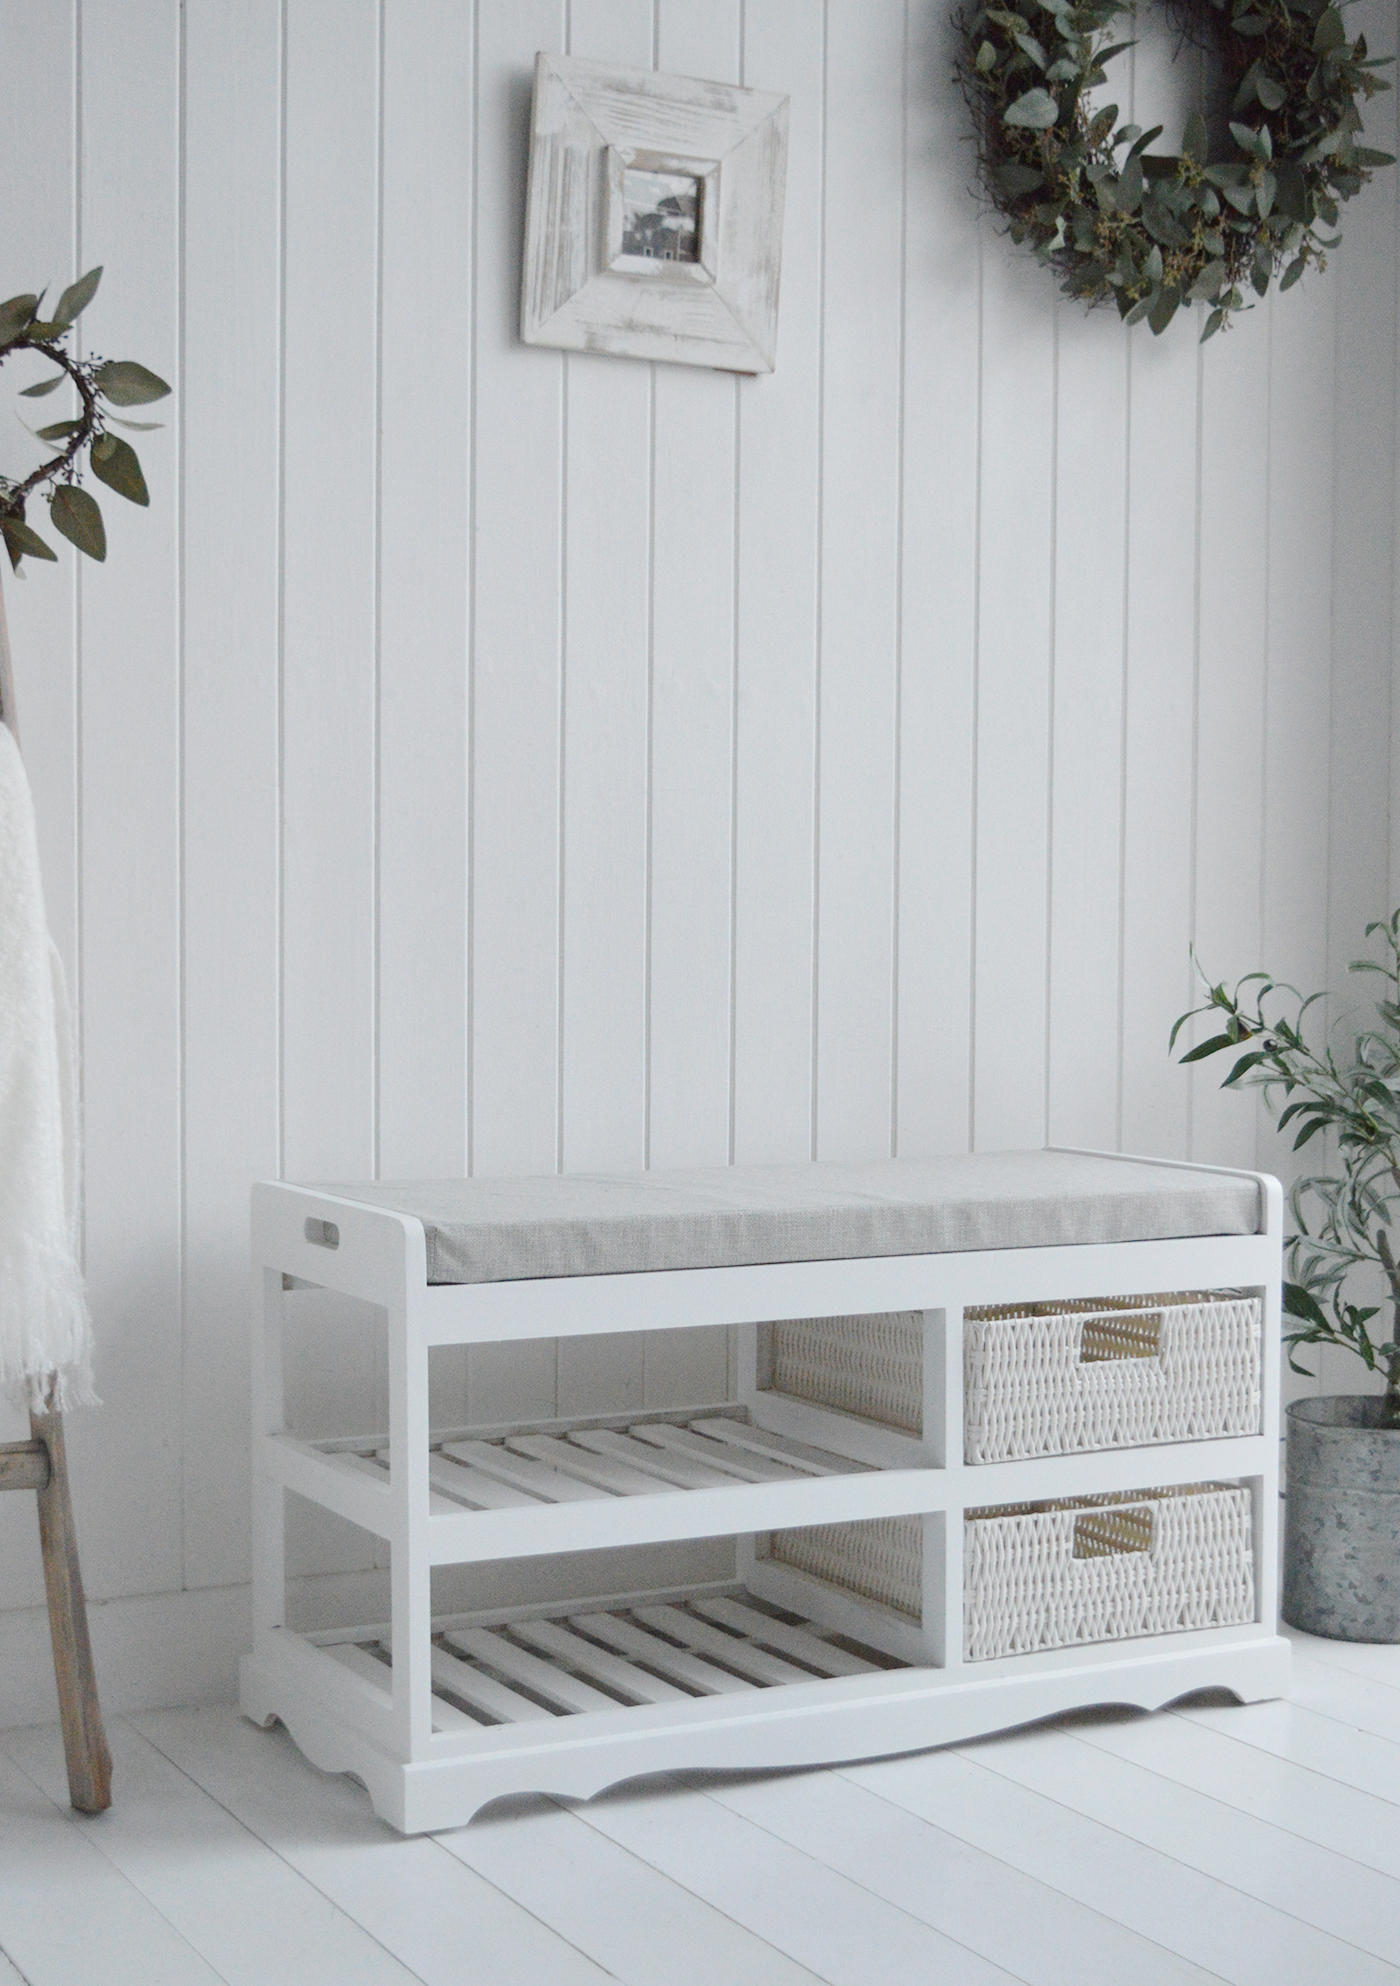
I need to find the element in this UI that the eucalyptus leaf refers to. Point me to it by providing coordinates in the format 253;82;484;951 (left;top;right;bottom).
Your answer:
89;434;148;507
94;360;171;406
0;294;38;349
0;516;58;567
34;419;82;442
49;485;105;561
1003;86;1060;127
1187;259;1228;300
18;374;66;398
1182;110;1208;163
1147;284;1180;334
1256;75;1287;109
995;160;1047;194
52;266;102;329
1313;4;1346;53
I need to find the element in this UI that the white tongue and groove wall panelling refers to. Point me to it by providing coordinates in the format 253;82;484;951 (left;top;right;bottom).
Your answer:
0;0;1393;1717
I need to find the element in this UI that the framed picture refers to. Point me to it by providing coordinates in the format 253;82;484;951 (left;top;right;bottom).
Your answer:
521;53;790;375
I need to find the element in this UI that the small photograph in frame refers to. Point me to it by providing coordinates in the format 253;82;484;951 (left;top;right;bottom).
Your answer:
620;167;701;263
521;53;790;375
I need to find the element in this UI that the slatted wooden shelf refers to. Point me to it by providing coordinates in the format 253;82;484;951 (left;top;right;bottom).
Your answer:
269;1407;948;1565
410;1412;856;1504
318;1586;899;1738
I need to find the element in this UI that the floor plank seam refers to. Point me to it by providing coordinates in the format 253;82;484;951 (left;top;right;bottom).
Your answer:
1170;1701;1400;1808
0;1941;36;1986
427;1811;631;1986
1182;1691;1400;1782
123;1715;438;1986
683;1770;1040;1986
1064;1722;1400;1905
539;1788;843;1986
828;1757;1235;1986
958;1737;1400;1973
0;1723;238;1986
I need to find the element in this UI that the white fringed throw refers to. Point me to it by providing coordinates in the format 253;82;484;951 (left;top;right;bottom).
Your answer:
0;718;95;1410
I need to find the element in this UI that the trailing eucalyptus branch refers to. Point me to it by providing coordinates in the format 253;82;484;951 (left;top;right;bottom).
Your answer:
0;268;170;570
1173;909;1400;1420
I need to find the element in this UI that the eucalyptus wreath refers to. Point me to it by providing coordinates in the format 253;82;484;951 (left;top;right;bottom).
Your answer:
0;268;169;570
954;0;1394;336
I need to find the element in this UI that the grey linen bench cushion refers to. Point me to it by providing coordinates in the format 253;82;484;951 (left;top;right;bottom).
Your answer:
323;1150;1262;1286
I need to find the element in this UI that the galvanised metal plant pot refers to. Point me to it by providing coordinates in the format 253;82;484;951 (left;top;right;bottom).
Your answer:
1284;1397;1400;1641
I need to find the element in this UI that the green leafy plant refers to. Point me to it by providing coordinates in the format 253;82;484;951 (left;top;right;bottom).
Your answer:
0;268;169;570
1173;911;1400;1421
954;0;1394;338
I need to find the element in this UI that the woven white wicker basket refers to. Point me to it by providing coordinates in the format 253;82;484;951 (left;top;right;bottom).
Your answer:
963;1482;1255;1662
767;1515;923;1618
767;1312;924;1433
963;1290;1262;1464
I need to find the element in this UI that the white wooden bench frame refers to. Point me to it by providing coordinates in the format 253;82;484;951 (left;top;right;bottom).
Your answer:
240;1156;1290;1833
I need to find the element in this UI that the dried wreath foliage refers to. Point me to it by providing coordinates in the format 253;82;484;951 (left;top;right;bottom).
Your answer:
954;0;1393;335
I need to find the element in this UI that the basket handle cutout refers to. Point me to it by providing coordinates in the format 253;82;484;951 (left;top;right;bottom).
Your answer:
304;1217;340;1250
1072;1505;1154;1558
1077;1312;1161;1364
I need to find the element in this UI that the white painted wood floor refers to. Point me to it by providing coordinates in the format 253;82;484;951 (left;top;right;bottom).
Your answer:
1;1625;1398;1985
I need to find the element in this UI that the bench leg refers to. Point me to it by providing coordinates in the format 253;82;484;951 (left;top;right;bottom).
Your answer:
30;1407;112;1813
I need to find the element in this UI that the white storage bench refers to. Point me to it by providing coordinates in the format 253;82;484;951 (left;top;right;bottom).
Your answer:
240;1148;1290;1833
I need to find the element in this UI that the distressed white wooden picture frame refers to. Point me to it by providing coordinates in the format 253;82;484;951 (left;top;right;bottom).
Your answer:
521;52;790;375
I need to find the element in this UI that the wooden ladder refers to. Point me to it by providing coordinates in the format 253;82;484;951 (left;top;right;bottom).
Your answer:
0;1416;111;1810
0;571;112;1814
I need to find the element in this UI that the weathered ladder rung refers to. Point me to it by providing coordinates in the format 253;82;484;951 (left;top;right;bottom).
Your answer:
690;1595;880;1676
570;1612;757;1695
0;1440;49;1492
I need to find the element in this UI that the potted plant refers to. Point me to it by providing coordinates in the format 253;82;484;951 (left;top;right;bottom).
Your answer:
1175;912;1400;1640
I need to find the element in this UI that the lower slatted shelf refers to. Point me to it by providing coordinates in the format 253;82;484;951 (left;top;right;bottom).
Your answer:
319;1586;901;1735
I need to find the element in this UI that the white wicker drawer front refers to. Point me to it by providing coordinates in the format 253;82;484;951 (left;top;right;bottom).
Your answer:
963;1483;1255;1662
963;1291;1262;1464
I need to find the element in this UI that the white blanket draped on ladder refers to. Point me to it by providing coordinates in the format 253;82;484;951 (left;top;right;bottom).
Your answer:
0;714;94;1411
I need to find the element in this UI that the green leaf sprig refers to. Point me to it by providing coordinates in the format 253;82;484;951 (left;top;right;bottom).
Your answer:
0;269;169;569
1173;909;1400;1420
954;0;1394;338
